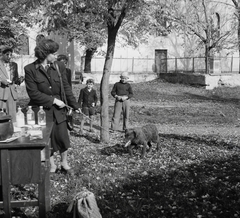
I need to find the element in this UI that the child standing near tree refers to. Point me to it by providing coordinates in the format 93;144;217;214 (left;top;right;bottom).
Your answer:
78;79;98;134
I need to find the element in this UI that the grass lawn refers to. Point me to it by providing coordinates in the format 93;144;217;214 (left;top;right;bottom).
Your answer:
4;79;240;218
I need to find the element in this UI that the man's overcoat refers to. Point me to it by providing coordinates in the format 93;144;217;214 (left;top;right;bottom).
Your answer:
0;60;19;101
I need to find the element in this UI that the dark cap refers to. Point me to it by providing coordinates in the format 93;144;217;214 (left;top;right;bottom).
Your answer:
0;46;13;54
86;78;94;84
57;54;68;61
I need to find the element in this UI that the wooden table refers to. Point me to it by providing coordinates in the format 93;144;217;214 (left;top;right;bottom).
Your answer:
0;123;53;218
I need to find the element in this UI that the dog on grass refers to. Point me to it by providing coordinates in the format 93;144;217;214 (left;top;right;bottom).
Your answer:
124;124;160;158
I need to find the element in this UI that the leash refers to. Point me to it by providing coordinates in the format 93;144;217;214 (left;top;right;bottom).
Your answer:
55;62;111;134
65;105;110;133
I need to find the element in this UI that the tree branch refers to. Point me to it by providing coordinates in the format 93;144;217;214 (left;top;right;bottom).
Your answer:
115;0;127;30
209;31;231;50
171;16;206;42
231;0;238;7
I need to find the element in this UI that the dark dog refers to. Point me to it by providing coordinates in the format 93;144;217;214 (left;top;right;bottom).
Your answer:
124;124;160;157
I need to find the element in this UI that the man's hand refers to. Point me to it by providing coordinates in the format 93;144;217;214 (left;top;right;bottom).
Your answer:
53;98;65;108
18;76;25;84
15;76;24;85
115;95;122;101
121;96;128;101
75;108;82;113
1;79;10;86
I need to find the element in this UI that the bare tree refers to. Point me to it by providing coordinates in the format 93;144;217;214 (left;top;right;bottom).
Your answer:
232;0;240;73
167;0;232;73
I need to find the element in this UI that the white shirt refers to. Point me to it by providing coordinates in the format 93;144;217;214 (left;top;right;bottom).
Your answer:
42;64;50;71
4;63;11;79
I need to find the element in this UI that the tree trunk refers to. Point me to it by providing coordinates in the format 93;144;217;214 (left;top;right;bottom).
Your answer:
99;5;127;142
100;30;117;142
84;48;97;73
238;1;240;73
205;43;210;74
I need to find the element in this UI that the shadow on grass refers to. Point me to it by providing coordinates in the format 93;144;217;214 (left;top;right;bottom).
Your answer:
185;92;240;107
159;133;240;150
70;130;100;144
9;154;240;218
98;154;240;218
0;203;72;218
7;124;240;218
46;203;72;218
100;143;129;156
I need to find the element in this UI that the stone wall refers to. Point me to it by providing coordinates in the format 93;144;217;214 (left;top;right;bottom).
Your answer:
159;72;240;90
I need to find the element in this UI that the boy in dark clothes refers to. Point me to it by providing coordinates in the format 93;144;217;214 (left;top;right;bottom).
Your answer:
78;79;98;133
111;71;133;131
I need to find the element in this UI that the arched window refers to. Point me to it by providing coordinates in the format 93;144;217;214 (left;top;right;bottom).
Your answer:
18;34;29;55
36;34;45;46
